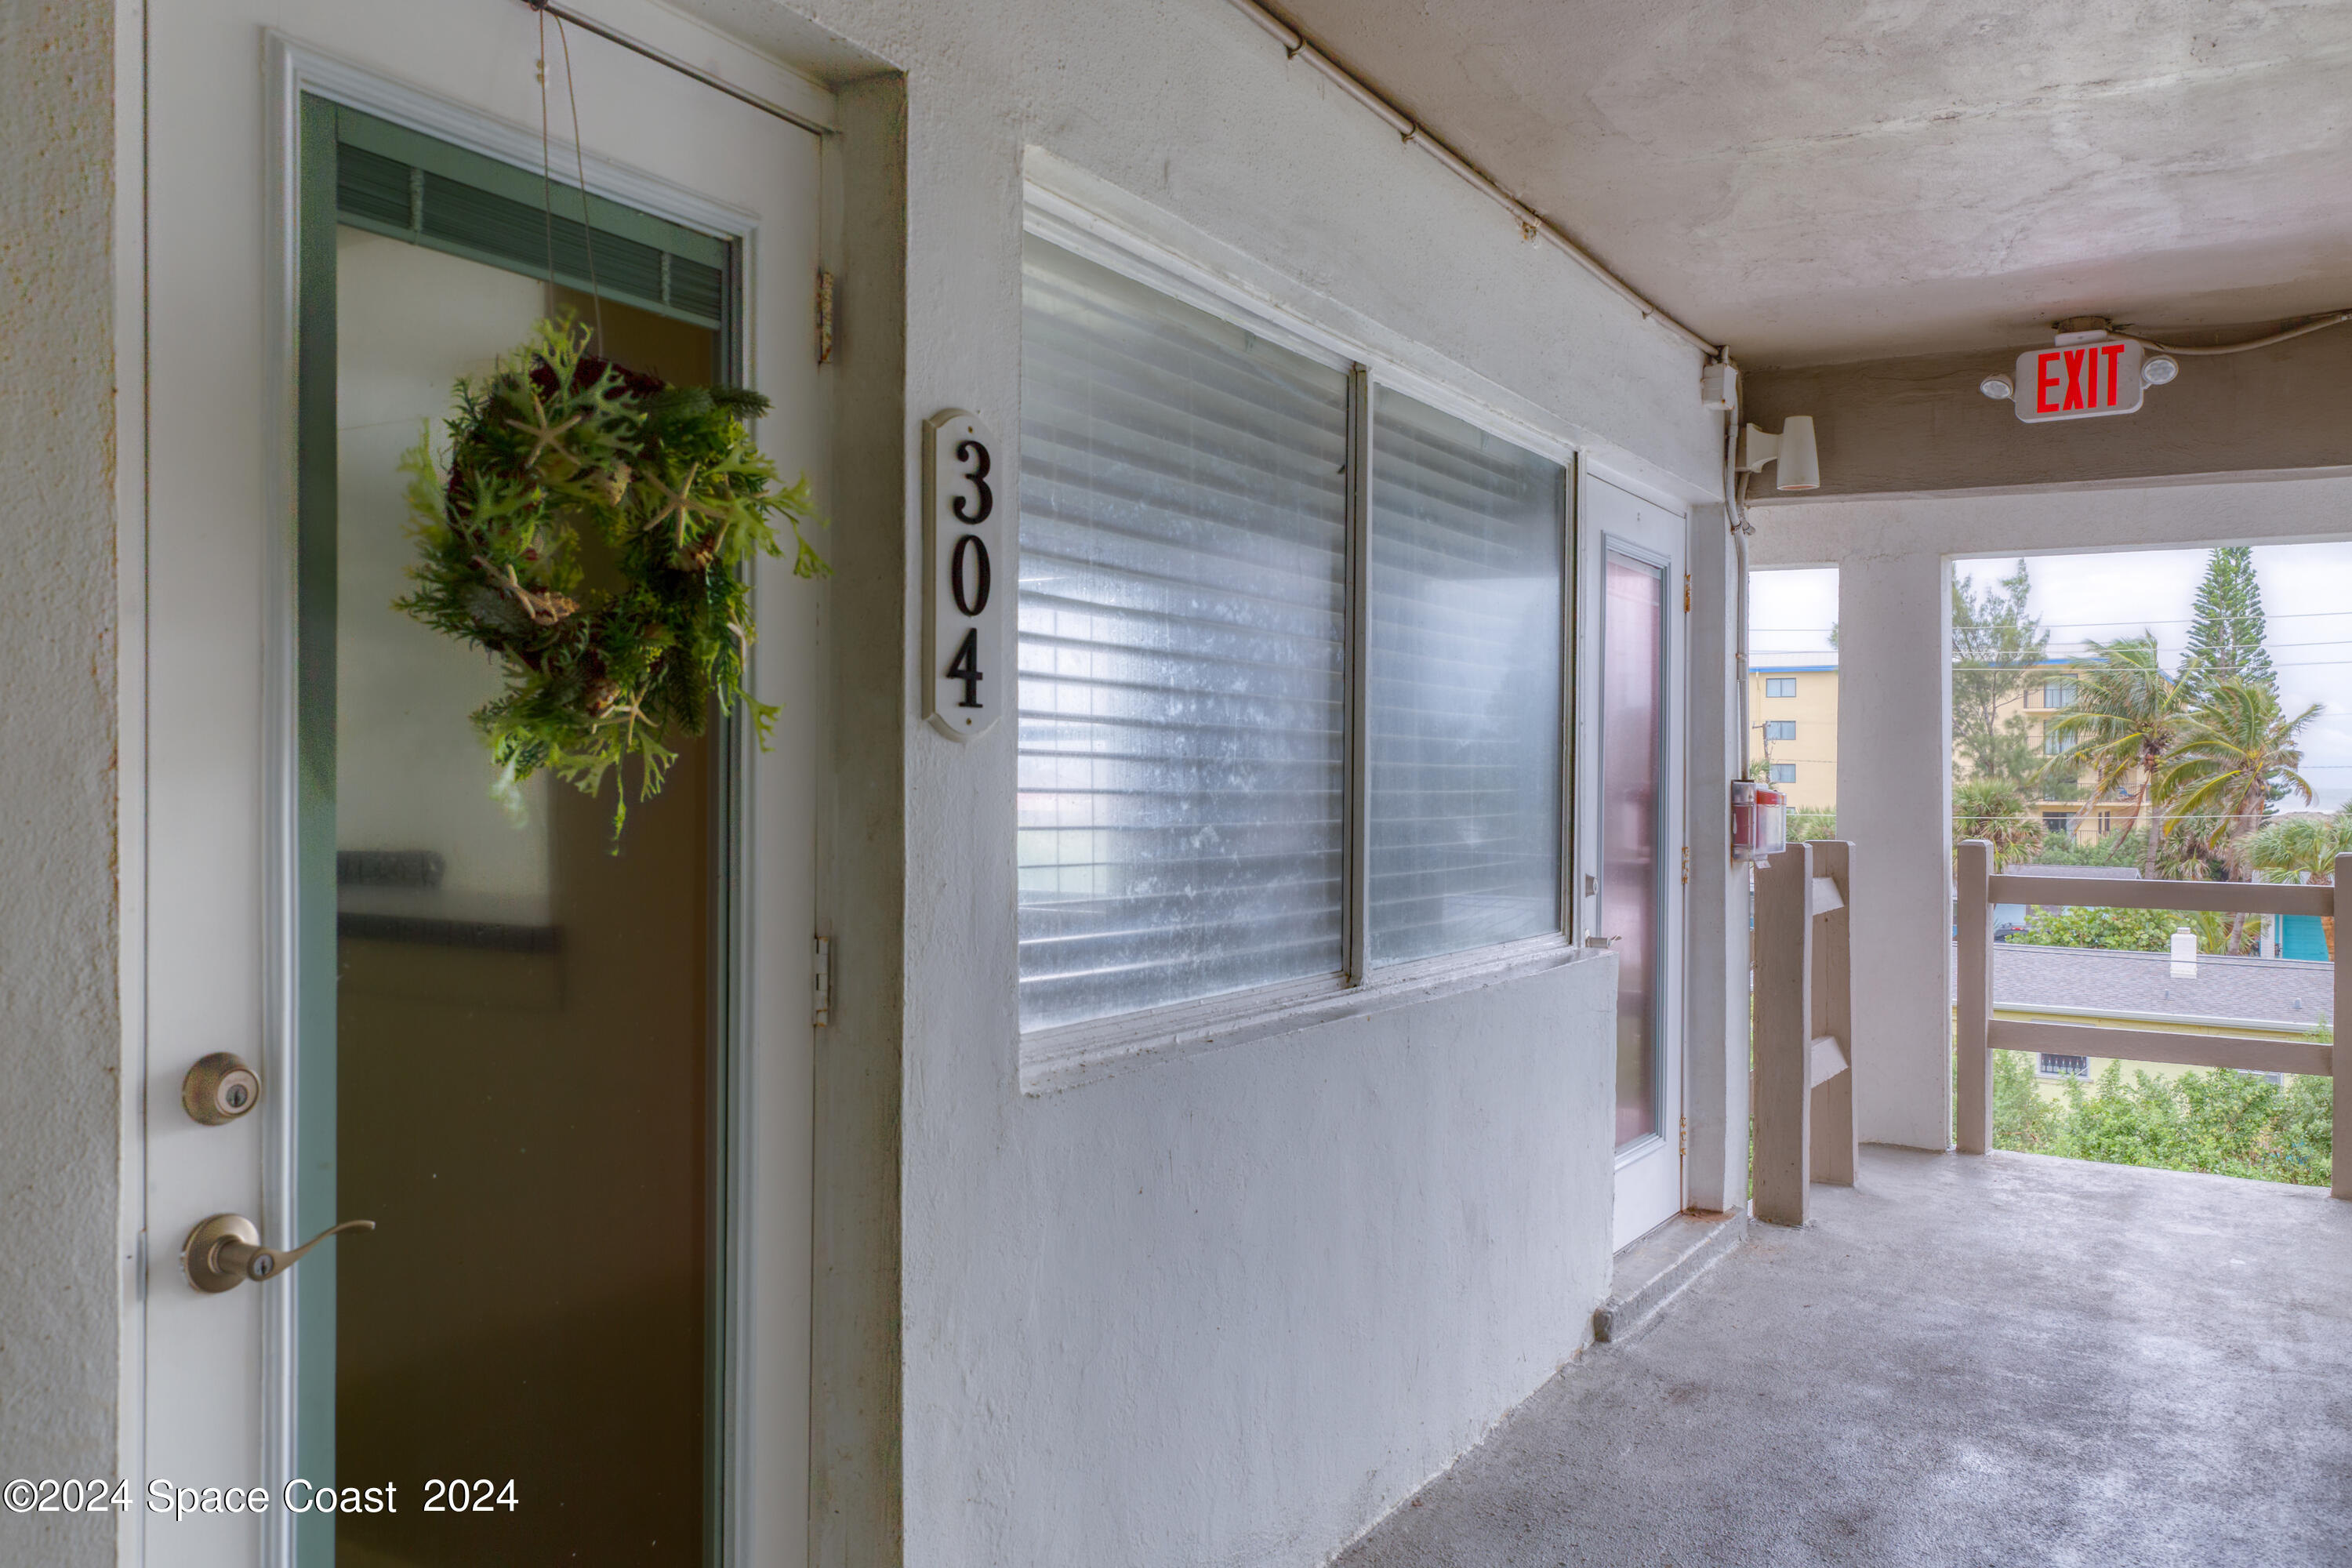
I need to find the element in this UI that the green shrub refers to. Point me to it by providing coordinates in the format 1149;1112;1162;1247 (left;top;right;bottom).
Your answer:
2032;829;2147;869
1992;1047;2062;1151
2011;905;2184;952
1991;1052;2332;1187
2009;902;2263;955
1788;807;1837;842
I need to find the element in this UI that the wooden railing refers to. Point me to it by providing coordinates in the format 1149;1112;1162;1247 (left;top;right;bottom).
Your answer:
1755;840;1853;1226
1955;840;2350;1200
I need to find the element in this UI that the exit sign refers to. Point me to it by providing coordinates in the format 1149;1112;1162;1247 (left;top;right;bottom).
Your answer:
2013;333;2145;423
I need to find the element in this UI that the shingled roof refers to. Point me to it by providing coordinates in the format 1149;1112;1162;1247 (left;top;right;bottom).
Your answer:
1992;942;2331;1027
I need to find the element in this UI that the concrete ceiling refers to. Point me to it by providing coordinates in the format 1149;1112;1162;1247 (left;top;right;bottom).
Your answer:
1269;0;2352;366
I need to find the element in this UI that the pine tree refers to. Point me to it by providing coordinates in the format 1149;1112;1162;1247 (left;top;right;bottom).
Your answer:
2183;546;2277;699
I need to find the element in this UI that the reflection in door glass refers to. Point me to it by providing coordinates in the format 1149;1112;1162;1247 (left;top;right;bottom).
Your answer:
1602;549;1665;1147
321;227;724;1565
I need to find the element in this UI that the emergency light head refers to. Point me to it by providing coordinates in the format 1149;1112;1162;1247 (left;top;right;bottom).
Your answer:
2142;354;2180;387
1980;374;2015;401
1739;416;1819;492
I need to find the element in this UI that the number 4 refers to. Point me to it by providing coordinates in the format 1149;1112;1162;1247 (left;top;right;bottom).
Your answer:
946;628;983;709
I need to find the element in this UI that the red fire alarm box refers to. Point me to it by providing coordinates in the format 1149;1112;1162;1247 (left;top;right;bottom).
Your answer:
1732;780;1787;862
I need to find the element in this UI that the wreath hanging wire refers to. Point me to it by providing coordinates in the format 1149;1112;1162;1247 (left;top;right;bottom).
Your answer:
396;13;822;844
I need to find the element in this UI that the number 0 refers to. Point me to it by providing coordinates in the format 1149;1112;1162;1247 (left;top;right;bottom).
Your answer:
949;533;991;617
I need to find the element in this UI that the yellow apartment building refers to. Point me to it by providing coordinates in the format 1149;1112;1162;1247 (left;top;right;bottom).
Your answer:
2001;662;2147;840
1748;662;1838;811
1752;659;2144;840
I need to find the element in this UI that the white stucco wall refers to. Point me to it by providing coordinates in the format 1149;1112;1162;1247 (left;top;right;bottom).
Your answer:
933;962;1618;1566
0;3;122;1564
1754;474;2352;1151
19;0;1719;1560
757;1;1723;1563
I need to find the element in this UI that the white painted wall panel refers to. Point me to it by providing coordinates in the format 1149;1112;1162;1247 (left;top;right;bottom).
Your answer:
739;2;1715;1563
907;960;1617;1568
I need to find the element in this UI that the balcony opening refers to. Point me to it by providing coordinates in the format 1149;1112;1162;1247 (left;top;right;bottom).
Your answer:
1951;543;2347;1190
1747;564;1838;844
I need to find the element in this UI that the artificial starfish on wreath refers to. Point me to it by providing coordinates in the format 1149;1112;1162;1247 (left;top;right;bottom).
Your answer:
396;315;826;840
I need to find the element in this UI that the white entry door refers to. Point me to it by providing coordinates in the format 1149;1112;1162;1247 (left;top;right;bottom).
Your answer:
140;5;826;1564
1576;470;1689;1250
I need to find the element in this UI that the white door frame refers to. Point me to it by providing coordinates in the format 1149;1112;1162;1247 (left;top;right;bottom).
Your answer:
1575;463;1690;1250
135;8;828;1563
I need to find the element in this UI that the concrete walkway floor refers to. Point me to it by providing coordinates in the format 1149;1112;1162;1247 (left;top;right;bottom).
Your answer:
1338;1147;2352;1568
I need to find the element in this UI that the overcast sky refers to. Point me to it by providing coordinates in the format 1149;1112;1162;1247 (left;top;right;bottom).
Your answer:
1750;543;2352;812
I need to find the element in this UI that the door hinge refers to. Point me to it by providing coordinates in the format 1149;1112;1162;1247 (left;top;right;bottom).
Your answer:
1682;572;1691;612
1680;844;1691;885
815;270;837;365
1679;1114;1688;1159
812;936;833;1028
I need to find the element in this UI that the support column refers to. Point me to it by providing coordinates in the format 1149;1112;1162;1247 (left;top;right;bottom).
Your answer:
1683;506;1751;1212
1752;844;1814;1225
1835;547;1953;1149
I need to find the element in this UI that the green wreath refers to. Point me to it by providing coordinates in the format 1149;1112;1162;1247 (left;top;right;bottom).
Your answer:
397;317;826;838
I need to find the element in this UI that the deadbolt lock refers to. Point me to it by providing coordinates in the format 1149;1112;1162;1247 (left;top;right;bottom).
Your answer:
183;1052;262;1125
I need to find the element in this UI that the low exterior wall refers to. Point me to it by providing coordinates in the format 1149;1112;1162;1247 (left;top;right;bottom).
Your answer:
902;956;1618;1567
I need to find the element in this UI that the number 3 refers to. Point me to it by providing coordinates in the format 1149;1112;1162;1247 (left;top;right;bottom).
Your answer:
951;438;992;524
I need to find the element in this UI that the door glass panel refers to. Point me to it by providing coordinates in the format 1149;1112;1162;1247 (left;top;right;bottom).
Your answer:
1602;548;1665;1147
310;187;726;1563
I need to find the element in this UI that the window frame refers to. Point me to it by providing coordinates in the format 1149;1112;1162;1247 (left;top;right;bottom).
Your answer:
1017;197;1588;1087
1762;720;1796;742
1769;763;1797;784
1765;677;1797;698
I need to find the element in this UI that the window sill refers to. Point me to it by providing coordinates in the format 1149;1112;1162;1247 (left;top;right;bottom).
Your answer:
1019;935;1607;1096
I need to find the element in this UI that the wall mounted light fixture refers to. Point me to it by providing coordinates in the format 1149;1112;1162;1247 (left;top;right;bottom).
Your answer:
1739;416;1819;491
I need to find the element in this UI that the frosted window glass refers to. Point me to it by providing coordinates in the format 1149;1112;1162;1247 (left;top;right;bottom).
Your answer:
1367;390;1565;964
1017;237;1348;1031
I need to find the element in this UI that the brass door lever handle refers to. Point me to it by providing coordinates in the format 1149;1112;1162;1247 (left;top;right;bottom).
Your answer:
182;1214;376;1294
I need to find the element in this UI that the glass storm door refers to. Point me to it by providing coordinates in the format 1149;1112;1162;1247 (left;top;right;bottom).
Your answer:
140;9;824;1566
1576;472;1689;1250
305;107;740;1568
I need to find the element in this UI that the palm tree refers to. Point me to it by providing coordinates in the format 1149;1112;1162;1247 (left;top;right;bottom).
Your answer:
2248;809;2352;958
1953;779;2045;869
2159;680;2320;950
2039;634;2187;880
